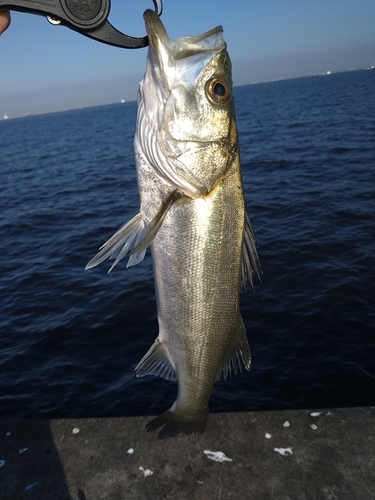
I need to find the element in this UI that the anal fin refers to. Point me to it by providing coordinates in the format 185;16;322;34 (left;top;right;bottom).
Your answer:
135;339;177;382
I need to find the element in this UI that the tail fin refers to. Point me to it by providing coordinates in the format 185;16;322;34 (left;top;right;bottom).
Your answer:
146;407;208;439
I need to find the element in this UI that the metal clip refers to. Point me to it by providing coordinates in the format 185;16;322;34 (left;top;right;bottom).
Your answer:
0;0;163;48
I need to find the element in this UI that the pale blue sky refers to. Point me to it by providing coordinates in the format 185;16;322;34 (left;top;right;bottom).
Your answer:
1;0;374;118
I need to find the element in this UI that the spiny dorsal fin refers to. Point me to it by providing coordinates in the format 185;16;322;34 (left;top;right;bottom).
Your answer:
242;212;262;290
135;339;177;382
216;314;251;382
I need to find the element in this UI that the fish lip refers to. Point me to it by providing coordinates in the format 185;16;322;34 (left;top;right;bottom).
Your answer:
144;9;224;59
144;9;170;53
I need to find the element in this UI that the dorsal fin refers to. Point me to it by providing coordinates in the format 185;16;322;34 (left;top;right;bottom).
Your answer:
242;212;262;290
216;314;251;382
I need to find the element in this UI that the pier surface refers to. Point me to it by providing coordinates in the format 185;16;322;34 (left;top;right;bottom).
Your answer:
1;407;374;499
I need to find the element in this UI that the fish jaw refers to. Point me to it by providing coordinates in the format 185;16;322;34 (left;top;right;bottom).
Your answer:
143;9;225;94
138;10;237;198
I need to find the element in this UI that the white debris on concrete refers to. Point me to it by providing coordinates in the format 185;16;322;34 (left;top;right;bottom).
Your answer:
204;450;233;463
139;466;153;477
274;447;293;456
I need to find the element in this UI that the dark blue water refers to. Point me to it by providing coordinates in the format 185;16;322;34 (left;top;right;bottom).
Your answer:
1;69;374;420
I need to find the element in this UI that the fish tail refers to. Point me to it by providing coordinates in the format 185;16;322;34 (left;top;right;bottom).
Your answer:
146;407;208;439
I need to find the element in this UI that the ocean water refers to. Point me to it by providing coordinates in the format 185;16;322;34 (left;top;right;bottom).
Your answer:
0;69;374;420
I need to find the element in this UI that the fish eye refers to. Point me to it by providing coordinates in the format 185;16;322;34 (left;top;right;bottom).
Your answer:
206;78;231;104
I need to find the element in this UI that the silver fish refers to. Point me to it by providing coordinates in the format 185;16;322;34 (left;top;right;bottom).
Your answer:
86;10;260;439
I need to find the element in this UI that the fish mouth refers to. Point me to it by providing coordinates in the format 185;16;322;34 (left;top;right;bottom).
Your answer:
143;9;227;109
144;9;224;61
144;9;171;56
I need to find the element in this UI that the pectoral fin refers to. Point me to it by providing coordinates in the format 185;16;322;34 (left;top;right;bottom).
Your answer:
85;190;183;273
216;314;251;381
242;212;262;290
129;190;183;256
85;213;147;273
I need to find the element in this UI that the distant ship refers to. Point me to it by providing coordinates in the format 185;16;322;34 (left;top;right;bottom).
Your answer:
3;114;9;120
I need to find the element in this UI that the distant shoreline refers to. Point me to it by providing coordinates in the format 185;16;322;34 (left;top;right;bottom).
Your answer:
1;67;373;122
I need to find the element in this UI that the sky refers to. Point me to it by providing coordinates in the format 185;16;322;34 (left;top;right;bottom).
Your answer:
1;0;374;119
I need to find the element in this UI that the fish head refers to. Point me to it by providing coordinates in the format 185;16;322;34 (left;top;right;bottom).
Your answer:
137;10;239;198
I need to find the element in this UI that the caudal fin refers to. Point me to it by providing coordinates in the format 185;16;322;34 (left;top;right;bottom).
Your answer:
146;408;208;439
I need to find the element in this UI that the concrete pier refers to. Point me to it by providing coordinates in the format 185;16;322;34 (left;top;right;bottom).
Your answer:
1;407;374;499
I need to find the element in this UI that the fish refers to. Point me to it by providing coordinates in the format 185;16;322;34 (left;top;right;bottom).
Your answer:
86;9;261;439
